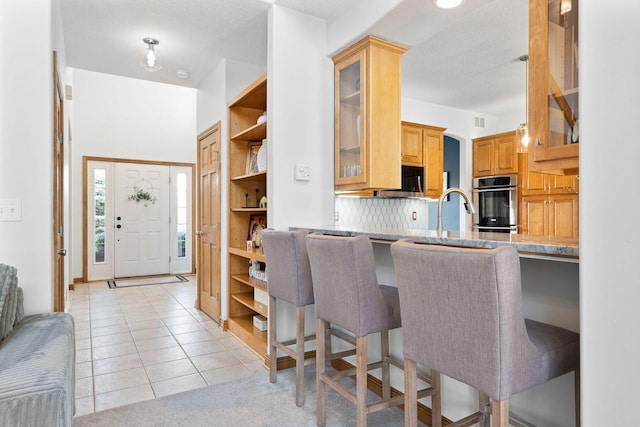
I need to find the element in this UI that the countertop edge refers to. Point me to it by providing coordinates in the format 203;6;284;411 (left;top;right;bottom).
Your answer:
290;225;579;261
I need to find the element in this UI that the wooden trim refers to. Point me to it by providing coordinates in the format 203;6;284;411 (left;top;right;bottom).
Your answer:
82;156;196;281
331;358;453;426
73;277;84;284
68;283;75;291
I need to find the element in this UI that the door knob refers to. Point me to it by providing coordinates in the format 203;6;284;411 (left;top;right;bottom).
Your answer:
116;224;122;229
195;230;204;236
57;248;67;256
117;216;122;221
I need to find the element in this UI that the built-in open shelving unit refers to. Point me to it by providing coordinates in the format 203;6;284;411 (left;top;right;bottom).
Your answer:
226;74;269;360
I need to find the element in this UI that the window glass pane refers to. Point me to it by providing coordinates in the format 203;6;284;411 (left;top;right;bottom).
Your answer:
94;169;106;263
176;173;187;259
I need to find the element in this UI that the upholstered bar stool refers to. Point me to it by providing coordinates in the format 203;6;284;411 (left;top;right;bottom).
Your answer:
305;233;410;427
261;229;316;407
391;240;580;427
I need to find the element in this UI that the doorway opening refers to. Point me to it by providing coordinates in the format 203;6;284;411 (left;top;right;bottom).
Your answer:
83;157;195;282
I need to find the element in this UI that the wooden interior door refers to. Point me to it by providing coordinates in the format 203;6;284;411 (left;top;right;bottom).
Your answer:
53;51;66;312
196;123;222;324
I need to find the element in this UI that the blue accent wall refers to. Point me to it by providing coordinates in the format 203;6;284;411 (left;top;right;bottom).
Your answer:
428;135;461;230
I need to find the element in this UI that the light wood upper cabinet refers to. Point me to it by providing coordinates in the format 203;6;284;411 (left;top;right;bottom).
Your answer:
528;0;579;174
401;124;423;166
472;131;517;177
401;122;446;198
333;36;406;192
422;125;446;198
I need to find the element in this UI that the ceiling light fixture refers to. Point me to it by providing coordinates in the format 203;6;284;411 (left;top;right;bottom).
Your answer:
516;55;529;153
141;37;162;72
433;0;465;9
560;0;572;15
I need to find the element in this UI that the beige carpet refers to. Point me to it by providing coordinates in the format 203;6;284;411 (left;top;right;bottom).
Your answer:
73;366;414;426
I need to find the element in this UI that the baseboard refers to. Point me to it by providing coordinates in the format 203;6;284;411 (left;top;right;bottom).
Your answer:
69;283;75;291
73;277;84;284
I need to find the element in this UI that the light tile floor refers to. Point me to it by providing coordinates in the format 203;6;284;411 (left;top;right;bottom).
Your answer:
69;276;266;417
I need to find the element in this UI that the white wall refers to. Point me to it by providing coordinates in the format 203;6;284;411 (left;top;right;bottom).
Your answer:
580;2;640;424
267;6;334;230
70;69;197;280
0;0;55;314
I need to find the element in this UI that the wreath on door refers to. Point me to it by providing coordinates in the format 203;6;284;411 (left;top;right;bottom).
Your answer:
128;179;157;206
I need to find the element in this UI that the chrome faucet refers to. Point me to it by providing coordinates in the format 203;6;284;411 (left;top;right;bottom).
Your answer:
436;187;475;234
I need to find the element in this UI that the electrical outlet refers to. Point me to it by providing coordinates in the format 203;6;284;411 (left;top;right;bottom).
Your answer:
412;211;417;221
334;211;339;221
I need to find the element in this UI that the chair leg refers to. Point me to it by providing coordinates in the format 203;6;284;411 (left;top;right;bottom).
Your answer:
431;370;442;427
575;368;581;427
316;318;327;427
356;336;368;427
404;359;418;427
295;306;305;407
381;330;390;400
268;295;277;384
492;399;509;427
479;391;490;427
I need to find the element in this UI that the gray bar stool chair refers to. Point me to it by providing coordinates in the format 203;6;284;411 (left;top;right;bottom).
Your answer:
261;229;315;407
391;240;580;427
305;233;411;427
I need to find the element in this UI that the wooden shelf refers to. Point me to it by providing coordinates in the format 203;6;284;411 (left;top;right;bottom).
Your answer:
341;90;360;105
231;171;266;182
229;246;266;263
227;316;268;358
230;273;267;291
340;144;361;153
231;207;267;213
230;121;266;142
231;291;268;317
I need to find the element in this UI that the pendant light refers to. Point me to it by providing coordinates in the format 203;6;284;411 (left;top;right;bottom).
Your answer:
516;54;529;153
141;37;162;72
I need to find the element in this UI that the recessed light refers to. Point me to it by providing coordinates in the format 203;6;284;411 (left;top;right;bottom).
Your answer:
433;0;465;9
176;70;190;79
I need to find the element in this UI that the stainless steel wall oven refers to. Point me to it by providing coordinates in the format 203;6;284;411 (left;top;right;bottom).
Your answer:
472;174;517;233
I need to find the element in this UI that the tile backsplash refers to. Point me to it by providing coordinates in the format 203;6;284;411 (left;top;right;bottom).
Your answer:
335;197;429;229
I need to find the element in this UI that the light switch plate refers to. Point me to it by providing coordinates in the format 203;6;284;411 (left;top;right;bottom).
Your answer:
0;199;22;221
294;163;310;181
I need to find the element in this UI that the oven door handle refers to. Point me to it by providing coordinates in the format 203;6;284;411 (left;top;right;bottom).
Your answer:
473;226;517;230
472;187;517;193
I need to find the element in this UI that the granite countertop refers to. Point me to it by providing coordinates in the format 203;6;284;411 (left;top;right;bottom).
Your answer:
290;225;579;261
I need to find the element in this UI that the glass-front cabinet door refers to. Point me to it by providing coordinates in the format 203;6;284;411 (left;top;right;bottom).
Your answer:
335;51;365;187
332;36;405;192
529;0;579;174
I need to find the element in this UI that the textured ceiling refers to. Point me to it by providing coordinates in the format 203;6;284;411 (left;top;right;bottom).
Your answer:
58;0;528;117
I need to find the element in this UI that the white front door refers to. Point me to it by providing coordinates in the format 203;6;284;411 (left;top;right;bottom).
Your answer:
114;163;171;278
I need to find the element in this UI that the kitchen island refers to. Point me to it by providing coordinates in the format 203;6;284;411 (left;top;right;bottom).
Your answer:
285;224;579;426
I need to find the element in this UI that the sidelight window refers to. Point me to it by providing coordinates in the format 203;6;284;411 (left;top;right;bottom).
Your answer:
94;169;106;263
176;173;187;258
